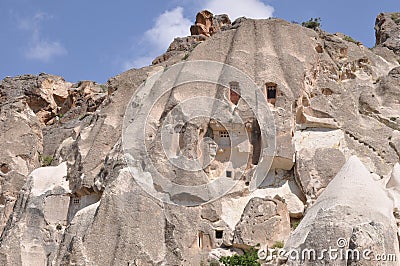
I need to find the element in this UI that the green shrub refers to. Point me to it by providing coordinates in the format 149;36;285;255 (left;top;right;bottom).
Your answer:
301;18;321;30
343;35;359;44
41;156;53;167
219;247;260;266
272;241;284;249
292;220;301;229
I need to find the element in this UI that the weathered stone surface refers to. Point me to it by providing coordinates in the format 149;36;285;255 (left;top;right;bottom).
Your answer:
1;74;72;125
386;163;400;229
0;163;70;266
375;12;400;55
0;100;42;233
233;197;290;248
152;35;207;65
295;129;348;202
55;67;160;195
285;156;400;265
55;168;168;265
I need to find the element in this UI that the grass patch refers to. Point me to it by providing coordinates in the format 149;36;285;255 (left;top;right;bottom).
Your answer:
343;35;359;44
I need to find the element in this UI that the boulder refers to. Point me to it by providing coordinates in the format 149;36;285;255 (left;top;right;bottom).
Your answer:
233;197;290;249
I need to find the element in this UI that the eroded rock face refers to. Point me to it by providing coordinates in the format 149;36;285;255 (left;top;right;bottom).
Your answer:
285;156;400;265
295;131;347;203
233;197;290;249
0;94;43;234
375;12;400;55
0;11;400;266
0;163;70;265
152;35;207;65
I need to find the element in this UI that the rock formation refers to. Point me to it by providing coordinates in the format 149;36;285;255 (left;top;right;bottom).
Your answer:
153;11;232;65
375;12;400;55
0;163;70;265
190;10;231;37
284;156;400;265
0;10;399;266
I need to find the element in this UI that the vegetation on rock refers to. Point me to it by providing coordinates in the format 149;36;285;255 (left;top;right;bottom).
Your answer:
40;155;54;167
301;17;321;30
343;35;359;44
219;247;260;266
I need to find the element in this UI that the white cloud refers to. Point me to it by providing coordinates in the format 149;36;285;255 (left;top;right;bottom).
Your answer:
26;41;67;62
145;7;192;51
16;12;67;62
123;6;191;70
204;0;274;20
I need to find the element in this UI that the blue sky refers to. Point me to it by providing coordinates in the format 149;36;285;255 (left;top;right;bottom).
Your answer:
1;0;399;83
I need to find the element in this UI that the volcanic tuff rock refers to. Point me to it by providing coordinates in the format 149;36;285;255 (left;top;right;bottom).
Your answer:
285;156;400;265
190;10;232;37
375;12;400;55
0;163;70;265
0;10;399;265
153;10;232;66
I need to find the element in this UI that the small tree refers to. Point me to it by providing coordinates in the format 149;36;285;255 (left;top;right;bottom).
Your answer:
302;18;321;30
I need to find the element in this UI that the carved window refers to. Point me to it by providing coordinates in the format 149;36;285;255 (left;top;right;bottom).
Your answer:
265;82;278;105
198;231;202;248
226;171;232;178
267;87;277;99
219;131;229;138
229;82;240;105
215;230;223;239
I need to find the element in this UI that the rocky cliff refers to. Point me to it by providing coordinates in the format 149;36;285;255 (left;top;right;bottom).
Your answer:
0;10;399;265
